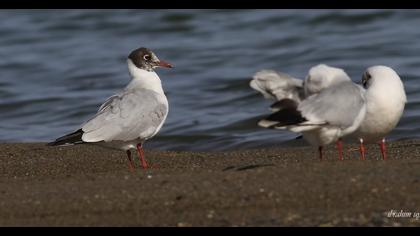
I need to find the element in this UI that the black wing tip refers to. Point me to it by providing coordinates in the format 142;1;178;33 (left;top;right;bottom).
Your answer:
46;129;85;147
264;108;307;127
270;98;298;110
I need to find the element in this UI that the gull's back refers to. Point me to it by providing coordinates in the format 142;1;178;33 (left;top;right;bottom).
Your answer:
81;88;168;143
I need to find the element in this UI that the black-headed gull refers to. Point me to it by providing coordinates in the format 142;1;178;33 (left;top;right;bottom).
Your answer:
251;64;361;160
48;47;173;171
348;65;406;160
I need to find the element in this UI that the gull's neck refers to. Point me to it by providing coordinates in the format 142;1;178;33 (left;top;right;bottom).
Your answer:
127;59;165;94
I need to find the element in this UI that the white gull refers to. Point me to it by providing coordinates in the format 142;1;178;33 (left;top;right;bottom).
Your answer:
48;47;173;171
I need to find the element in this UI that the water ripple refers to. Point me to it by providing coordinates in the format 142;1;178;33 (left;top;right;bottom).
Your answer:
0;9;419;150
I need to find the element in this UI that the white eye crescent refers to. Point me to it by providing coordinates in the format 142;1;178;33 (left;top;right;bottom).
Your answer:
143;54;151;61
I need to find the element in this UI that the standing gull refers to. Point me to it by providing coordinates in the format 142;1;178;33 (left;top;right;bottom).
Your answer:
348;66;406;160
48;47;172;171
251;64;357;160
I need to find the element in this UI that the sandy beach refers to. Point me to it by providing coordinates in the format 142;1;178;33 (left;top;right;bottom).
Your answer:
1;141;420;226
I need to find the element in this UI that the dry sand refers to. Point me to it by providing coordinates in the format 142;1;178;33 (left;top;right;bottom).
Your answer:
1;141;420;226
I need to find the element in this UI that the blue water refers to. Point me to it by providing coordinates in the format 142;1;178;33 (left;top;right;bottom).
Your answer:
0;9;419;151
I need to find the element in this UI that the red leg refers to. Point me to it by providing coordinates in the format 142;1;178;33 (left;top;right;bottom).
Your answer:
318;146;323;161
136;143;149;169
379;138;387;160
359;138;366;160
126;150;135;172
336;139;343;161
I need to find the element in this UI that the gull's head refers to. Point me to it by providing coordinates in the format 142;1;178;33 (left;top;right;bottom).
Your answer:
362;65;401;89
127;47;173;72
304;64;351;96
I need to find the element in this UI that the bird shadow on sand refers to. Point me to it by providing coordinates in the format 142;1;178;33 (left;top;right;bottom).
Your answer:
222;163;275;172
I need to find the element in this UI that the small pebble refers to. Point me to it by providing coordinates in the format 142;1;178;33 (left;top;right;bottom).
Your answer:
207;210;215;219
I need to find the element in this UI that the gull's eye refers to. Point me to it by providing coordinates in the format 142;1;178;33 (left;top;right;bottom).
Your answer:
143;54;151;61
362;72;371;88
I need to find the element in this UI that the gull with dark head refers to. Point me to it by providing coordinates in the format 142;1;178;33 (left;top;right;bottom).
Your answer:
48;47;173;171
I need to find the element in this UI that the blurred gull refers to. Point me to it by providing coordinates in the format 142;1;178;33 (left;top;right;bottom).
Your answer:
251;64;363;160
48;47;173;171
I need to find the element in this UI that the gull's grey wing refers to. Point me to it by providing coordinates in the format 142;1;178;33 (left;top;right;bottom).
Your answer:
258;81;366;130
97;94;119;113
298;81;366;128
81;88;168;142
250;70;304;102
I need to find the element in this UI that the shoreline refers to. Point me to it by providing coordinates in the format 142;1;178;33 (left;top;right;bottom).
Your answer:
1;140;420;226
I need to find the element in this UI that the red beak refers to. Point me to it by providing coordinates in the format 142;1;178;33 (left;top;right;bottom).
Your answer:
157;60;173;68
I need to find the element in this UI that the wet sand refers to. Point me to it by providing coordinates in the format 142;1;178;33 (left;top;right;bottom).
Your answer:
1;141;420;226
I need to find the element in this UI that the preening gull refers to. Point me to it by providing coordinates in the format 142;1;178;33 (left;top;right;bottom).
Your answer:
251;64;363;160
251;64;407;160
347;65;407;160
